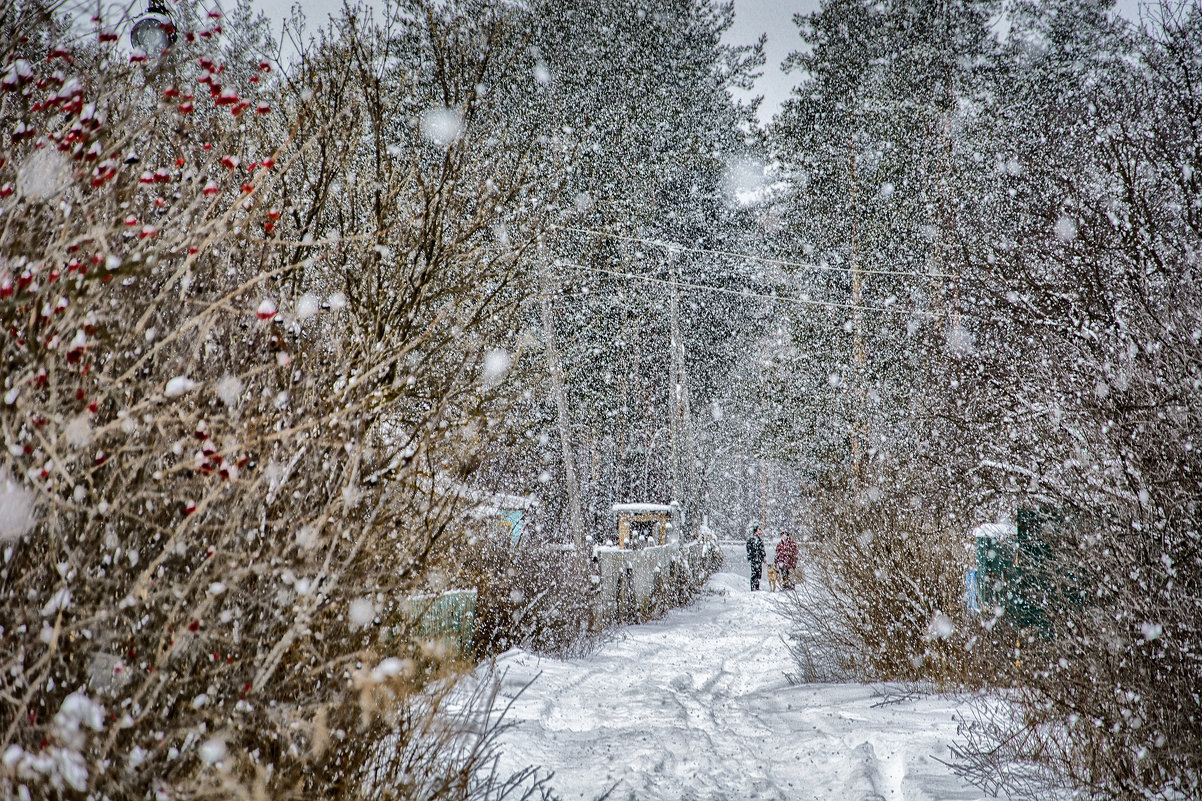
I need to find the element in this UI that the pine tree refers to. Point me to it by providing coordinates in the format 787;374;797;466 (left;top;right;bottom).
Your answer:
770;0;999;495
501;0;766;541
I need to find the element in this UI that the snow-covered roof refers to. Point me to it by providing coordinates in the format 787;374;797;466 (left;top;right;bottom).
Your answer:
612;502;675;515
438;475;538;513
971;523;1017;539
485;492;539;510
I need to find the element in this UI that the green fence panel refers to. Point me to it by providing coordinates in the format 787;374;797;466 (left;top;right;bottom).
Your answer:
404;590;477;656
975;508;1057;634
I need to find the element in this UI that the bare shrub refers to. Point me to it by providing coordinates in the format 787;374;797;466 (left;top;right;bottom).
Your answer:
455;534;597;659
940;4;1202;798
0;0;561;798
651;546;715;618
450;529;717;659
350;670;560;801
781;468;1006;687
949;507;1201;801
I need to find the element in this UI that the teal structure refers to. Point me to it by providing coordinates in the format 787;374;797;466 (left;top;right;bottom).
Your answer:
973;508;1059;634
405;589;478;657
497;508;526;549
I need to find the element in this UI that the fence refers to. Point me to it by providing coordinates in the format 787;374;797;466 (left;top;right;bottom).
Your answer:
590;540;716;628
394;540;715;651
402;589;478;656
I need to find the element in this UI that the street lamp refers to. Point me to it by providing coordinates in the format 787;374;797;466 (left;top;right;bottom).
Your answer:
130;1;176;55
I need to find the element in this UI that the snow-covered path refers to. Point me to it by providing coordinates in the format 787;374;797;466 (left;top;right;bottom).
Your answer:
488;571;997;800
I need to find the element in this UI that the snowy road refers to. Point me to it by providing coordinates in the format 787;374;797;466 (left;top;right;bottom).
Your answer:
486;571;998;801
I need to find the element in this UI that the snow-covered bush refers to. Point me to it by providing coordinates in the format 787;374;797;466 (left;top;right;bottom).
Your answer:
945;4;1202;796
780;466;997;686
0;1;557;798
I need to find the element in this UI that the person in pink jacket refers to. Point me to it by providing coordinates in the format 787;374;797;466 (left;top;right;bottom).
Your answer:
774;531;799;588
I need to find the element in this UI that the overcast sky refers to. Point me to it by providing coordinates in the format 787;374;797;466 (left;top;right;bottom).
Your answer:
723;0;821;121
246;0;1149;124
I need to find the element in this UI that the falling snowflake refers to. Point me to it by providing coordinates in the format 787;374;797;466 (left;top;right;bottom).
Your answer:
420;107;463;146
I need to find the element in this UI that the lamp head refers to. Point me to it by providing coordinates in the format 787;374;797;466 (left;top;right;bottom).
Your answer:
130;2;176;55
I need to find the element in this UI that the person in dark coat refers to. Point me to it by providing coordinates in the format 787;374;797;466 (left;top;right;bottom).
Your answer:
774;530;799;588
746;526;766;591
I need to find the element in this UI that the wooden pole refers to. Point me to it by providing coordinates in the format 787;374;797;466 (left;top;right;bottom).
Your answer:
540;260;586;554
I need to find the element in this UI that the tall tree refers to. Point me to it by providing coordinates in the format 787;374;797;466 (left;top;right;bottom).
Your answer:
492;0;766;542
770;0;1000;504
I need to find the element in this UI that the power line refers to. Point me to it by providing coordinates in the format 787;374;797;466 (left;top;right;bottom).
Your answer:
557;261;949;319
557;260;1068;331
551;224;957;280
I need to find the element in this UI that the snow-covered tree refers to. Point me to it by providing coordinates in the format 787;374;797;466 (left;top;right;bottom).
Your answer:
769;0;1007;691
507;0;767;545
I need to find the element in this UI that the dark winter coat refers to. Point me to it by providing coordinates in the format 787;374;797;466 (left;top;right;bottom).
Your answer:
745;535;765;566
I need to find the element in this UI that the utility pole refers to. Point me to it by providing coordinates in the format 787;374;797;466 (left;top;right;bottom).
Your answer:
939;55;963;339
540;258;586;554
667;248;698;538
760;469;768;531
668;248;682;508
848;132;869;487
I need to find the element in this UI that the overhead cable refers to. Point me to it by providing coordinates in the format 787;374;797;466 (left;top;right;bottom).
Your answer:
558;261;951;319
551;224;957;280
